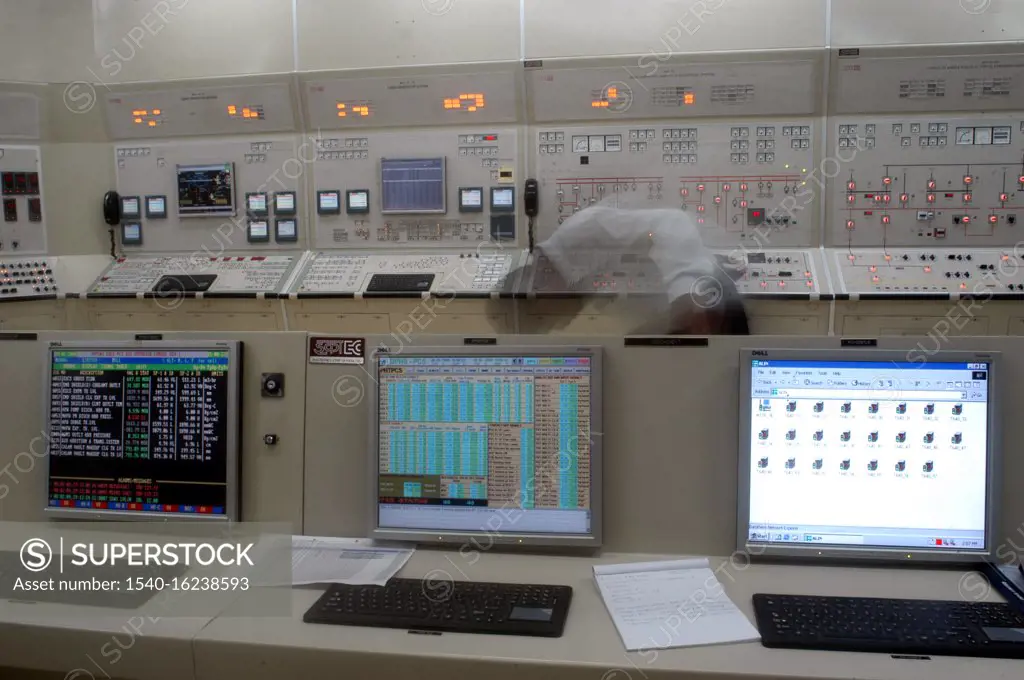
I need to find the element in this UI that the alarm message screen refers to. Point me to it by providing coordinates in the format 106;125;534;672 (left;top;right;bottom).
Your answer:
746;359;991;551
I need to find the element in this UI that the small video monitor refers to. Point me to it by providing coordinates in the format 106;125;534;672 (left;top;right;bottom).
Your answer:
247;219;270;243
459;187;484;213
176;163;235;217
120;196;141;219
274;191;297;215
490;186;515;213
370;346;603;547
275;218;298;243
740;348;999;563
246;192;269;217
317;190;341;215
121;222;142;245
145;195;167;218
346;189;370;215
45;340;242;519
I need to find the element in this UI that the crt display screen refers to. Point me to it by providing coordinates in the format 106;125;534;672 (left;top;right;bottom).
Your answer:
177;163;235;217
376;354;595;536
47;347;236;516
746;359;991;552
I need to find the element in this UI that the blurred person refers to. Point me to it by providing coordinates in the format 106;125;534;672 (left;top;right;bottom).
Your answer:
501;201;749;335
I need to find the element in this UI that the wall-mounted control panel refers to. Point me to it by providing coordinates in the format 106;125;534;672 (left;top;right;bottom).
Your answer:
533;122;818;248
88;255;299;295
291;250;527;295
826;115;1024;247
113;136;306;253
310;128;520;250
0;146;46;254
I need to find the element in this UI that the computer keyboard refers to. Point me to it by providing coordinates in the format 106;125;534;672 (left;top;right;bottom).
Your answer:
303;578;573;637
753;593;1024;658
365;273;435;292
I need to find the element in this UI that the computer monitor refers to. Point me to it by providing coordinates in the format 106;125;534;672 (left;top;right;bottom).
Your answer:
738;348;1000;563
44;341;242;520
369;347;602;547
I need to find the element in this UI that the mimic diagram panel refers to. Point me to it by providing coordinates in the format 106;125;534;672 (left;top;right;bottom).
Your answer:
825;114;1024;247
104;82;296;140
833;248;1024;296
533;122;818;248
114;135;306;253
311;128;519;250
292;250;528;295
88;255;298;295
0;145;46;254
527;249;825;296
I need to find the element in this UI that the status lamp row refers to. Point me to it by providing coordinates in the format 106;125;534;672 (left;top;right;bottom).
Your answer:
444;94;486;111
227;105;264;120
337;103;370;118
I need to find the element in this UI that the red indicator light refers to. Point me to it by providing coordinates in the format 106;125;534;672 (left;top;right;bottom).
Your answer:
963;175;973;185
740;200;749;208
713;195;722;204
927;180;937;190
963;216;971;224
989;214;998;224
924;266;931;273
846;219;855;229
680;188;689;197
900;193;909;202
723;184;731;192
697;204;706;212
883;194;891;203
927;194;936;203
1000;193;1009;202
483;135;497;141
847;194;856;204
963;193;972;203
882;176;892;185
882;215;891;225
847;181;856;191
739;183;748;192
697;184;705;192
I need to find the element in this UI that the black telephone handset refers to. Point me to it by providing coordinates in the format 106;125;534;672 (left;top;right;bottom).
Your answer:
103;191;121;225
524;178;539;217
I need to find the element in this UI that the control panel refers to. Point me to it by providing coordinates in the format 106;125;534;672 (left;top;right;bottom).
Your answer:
88;255;298;295
826;115;1024;247
0;146;46;253
833;248;1024;296
726;249;824;295
527;249;824;296
292;250;527;295
310;128;519;250
0;257;58;299
114;136;306;253
533;122;817;248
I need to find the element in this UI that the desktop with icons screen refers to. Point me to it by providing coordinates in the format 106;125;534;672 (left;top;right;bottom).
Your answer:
369;348;602;546
739;349;1000;562
44;342;242;519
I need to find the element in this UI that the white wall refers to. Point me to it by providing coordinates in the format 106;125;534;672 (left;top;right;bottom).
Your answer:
0;0;94;83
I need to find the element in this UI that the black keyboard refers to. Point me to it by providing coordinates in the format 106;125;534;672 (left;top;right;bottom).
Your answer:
365;273;434;292
753;593;1024;659
303;578;572;637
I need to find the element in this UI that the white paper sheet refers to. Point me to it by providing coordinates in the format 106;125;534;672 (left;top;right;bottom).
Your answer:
594;559;760;652
288;536;414;586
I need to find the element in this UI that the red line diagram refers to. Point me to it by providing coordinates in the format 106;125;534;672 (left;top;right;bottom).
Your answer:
678;174;802;233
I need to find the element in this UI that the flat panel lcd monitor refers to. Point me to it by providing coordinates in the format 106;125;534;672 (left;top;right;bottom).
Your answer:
176;163;235;217
380;157;446;214
369;347;602;547
738;348;1000;563
44;341;243;520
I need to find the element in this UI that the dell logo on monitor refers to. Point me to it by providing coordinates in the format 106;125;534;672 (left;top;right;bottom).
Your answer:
752;351;769;357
